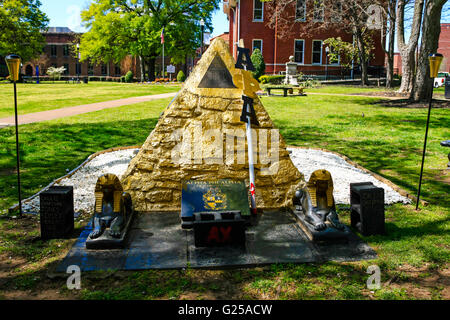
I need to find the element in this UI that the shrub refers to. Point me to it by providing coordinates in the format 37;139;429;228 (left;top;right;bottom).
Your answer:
177;70;186;82
259;75;284;85
125;71;133;83
251;48;265;80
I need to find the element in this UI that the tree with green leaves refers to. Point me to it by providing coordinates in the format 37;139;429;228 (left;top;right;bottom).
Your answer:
323;36;374;77
0;0;49;62
251;48;265;80
79;0;220;81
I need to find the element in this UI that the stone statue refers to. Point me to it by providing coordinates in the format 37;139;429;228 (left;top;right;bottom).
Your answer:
293;169;345;232
89;174;133;240
284;55;298;86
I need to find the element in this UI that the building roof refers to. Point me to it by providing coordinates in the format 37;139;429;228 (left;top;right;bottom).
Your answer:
211;32;229;44
45;27;74;34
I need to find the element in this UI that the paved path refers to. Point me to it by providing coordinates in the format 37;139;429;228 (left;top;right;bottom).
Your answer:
0;92;177;128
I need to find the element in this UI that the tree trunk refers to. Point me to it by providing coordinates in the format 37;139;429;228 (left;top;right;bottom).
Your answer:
147;57;156;81
396;0;425;93
139;56;144;82
355;29;369;86
385;0;397;88
410;0;447;102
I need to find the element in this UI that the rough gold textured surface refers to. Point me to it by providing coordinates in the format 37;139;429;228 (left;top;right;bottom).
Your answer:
121;38;305;212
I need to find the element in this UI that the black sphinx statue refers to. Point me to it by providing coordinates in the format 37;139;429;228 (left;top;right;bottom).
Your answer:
85;173;134;249
293;169;349;241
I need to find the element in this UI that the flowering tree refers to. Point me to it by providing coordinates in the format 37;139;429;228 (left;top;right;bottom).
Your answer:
46;66;66;81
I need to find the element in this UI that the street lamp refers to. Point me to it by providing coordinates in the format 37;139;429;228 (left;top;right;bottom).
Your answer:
415;53;444;210
5;54;23;217
76;43;80;83
200;18;205;55
325;46;329;81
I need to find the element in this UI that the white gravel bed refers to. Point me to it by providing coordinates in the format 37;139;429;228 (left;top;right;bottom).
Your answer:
21;147;410;215
22;149;139;215
288;148;411;205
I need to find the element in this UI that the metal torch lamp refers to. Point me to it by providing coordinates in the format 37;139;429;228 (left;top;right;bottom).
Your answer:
415;53;443;210
5;54;23;216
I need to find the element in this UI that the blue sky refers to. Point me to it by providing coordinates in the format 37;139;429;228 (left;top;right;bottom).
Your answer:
40;0;229;37
40;0;449;47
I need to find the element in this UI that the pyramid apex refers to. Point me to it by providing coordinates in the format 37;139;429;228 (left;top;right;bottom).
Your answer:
183;36;244;99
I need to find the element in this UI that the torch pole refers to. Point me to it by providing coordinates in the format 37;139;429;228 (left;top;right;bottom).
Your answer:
416;79;434;210
13;81;23;216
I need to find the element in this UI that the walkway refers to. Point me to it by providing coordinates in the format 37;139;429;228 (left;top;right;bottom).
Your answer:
0;92;177;128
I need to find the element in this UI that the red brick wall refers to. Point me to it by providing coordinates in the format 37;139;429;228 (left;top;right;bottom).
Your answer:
227;0;385;75
23;32;141;79
438;23;450;72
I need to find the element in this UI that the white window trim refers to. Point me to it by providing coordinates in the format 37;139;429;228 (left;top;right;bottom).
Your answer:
313;0;324;23
294;39;305;64
252;39;263;54
312;40;323;65
253;0;264;22
295;0;306;22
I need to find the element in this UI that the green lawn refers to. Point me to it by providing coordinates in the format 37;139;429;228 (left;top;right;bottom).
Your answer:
0;86;448;300
305;85;392;94
0;82;180;118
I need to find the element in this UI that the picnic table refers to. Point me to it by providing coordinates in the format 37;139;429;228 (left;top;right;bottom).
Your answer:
265;86;305;97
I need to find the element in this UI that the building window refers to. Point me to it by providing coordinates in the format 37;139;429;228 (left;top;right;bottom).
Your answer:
63;64;69;75
313;0;324;22
63;45;70;57
294;40;304;64
252;39;263;54
50;45;57;57
312;40;322;64
115;64;121;76
88;63;94;76
331;2;343;23
253;0;263;22
296;0;306;21
101;64;107;76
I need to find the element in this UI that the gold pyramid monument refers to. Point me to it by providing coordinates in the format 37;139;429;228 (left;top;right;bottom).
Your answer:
121;38;305;212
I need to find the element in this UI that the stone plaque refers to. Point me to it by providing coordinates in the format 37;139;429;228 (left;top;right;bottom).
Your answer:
40;186;74;239
198;55;237;88
181;180;250;225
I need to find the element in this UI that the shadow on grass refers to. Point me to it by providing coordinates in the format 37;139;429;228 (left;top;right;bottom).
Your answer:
0;118;159;210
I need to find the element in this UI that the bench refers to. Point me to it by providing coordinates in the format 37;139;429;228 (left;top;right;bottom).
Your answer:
23;76;33;83
266;86;305;97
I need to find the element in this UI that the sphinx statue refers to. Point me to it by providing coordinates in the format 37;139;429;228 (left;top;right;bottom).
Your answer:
293;169;347;240
86;174;133;248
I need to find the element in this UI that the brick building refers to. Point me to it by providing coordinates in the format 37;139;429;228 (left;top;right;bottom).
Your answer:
437;23;450;72
393;23;450;75
223;0;385;77
21;27;142;79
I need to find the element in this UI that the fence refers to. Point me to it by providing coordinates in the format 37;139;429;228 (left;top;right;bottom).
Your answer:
274;65;386;81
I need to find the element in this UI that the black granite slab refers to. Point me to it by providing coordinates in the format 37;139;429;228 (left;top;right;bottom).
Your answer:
55;210;377;272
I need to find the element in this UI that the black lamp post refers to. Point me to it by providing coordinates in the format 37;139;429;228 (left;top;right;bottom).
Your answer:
416;53;444;210
5;54;23;217
200;18;205;55
325;46;329;81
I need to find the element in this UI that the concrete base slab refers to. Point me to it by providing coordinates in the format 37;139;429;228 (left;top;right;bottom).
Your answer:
56;210;376;272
